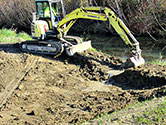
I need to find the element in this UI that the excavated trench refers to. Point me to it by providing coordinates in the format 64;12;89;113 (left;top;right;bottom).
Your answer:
0;43;166;124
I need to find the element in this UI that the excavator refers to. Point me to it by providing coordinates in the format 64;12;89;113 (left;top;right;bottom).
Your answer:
20;0;145;68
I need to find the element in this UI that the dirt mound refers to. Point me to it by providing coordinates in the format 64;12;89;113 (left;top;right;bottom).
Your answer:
70;51;122;81
110;65;166;90
0;44;166;124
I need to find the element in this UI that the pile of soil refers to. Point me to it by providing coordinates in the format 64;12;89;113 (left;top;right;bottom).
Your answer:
110;65;166;90
70;51;122;81
0;44;166;124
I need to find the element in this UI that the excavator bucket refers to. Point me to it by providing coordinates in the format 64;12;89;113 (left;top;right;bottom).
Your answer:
65;41;92;56
121;52;145;69
129;56;145;67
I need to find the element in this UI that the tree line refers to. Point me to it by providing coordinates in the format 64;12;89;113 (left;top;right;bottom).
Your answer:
0;0;165;38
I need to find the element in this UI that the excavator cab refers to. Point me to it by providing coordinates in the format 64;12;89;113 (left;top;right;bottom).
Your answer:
32;0;65;39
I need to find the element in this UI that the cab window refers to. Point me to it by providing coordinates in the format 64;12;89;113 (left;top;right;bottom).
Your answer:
36;2;50;18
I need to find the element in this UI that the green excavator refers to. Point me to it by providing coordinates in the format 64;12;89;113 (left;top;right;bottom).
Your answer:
20;0;145;68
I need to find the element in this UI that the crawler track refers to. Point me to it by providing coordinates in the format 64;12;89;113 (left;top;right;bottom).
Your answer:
0;55;38;109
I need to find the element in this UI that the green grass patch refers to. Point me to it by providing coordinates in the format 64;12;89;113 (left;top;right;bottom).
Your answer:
149;60;166;66
134;100;166;124
0;28;31;43
83;97;166;124
89;47;103;53
89;47;98;52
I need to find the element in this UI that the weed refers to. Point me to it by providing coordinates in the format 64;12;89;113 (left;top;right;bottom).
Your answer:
163;89;166;93
16;32;31;40
0;28;17;37
134;100;166;124
107;114;111;122
89;47;98;52
149;60;166;66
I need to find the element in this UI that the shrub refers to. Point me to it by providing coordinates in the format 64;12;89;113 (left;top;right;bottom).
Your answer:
0;0;35;33
103;0;166;37
0;0;165;37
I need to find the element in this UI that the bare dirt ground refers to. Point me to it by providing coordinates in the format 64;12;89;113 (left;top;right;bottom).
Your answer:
0;43;166;124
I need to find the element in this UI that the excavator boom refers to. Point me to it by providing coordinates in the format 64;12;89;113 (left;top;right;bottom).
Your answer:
57;7;135;49
56;7;145;67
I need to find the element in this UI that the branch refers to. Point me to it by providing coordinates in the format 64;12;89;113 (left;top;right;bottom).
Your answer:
115;0;121;18
149;0;166;32
139;17;158;41
162;45;166;51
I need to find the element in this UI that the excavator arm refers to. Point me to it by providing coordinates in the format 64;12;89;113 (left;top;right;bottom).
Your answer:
57;7;133;49
57;7;145;67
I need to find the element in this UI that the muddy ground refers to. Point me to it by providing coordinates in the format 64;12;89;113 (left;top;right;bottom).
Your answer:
0;43;166;124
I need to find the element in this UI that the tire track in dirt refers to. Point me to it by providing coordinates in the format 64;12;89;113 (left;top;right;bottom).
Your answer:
0;55;38;109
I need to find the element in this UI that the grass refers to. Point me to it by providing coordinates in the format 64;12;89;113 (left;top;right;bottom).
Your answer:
0;28;32;43
134;100;166;124
149;60;166;66
83;97;166;124
89;47;98;52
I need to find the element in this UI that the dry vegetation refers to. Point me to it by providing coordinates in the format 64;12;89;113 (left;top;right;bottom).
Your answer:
0;0;166;37
0;0;35;32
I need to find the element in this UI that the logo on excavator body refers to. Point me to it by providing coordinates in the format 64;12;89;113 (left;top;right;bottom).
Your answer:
44;25;47;32
87;15;100;19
